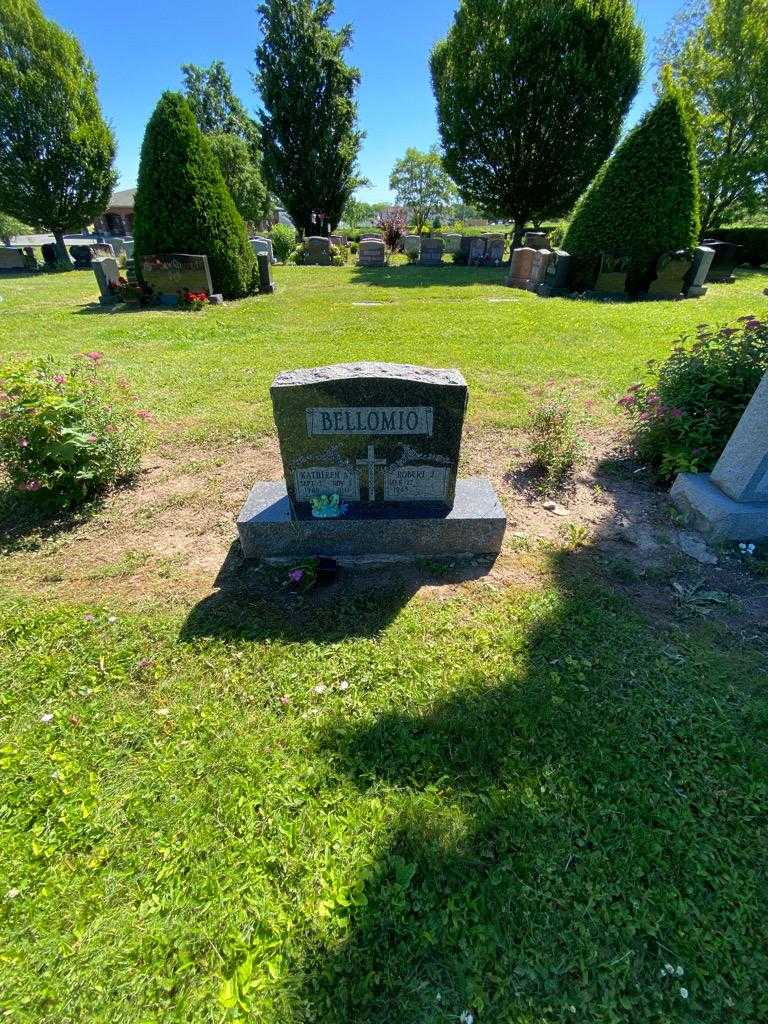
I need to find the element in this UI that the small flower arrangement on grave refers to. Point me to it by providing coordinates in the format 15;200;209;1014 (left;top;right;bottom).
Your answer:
618;315;768;480
179;288;209;311
309;493;348;519
108;276;152;305
286;559;318;591
0;354;149;505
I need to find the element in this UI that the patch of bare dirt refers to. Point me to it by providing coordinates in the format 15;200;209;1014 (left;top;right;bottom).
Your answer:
2;428;767;638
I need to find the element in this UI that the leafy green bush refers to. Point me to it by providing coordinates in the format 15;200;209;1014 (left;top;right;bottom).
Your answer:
619;316;768;480
564;75;699;287
0;354;148;504
133;92;257;299
529;395;585;490
268;223;297;262
288;242;345;266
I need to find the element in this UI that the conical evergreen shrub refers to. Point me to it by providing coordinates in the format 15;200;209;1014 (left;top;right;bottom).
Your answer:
133;92;257;299
563;74;700;286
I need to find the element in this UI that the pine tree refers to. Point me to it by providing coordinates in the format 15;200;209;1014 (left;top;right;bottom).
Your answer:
563;73;700;284
133;92;257;299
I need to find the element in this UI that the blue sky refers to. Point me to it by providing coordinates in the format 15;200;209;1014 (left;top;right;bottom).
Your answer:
42;0;678;202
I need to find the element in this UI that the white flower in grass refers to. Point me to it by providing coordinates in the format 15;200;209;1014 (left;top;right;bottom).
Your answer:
460;1013;474;1024
107;615;117;624
680;987;688;999
155;707;170;716
313;683;327;694
40;713;54;723
338;680;349;691
5;888;19;900
676;965;684;976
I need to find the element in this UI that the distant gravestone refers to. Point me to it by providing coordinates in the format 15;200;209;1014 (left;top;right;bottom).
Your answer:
69;245;92;268
257;252;275;294
457;236;473;264
684;246;715;298
443;233;462;254
92;257;120;304
419;237;444;266
484;236;505;265
305;236;331;266
403;234;421;256
0;247;29;271
648;250;692;299
122;239;135;259
703;239;741;283
250;236;275;264
527;249;553;291
140;253;212;302
330;234;347;248
524;231;549;250
672;373;768;540
41;243;58;268
468;236;486;265
506;247;537;289
358;238;386;267
537;249;572;297
236;361;506;562
594;254;630;296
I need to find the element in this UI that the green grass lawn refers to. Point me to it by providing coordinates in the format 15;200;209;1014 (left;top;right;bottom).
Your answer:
1;266;767;1023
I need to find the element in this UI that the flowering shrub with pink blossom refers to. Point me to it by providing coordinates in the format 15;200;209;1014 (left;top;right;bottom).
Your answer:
0;354;149;504
618;316;768;481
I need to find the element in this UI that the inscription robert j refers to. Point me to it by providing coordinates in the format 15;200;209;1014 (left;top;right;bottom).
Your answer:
306;406;433;437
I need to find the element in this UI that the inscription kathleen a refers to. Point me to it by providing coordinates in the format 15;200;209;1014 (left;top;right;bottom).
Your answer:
293;466;360;502
306;406;433;437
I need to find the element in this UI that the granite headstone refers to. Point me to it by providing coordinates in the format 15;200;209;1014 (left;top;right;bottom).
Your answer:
140;253;212;301
92;257;120;303
484;236;505;265
237;362;506;561
305;236;331;266
403;234;421;256
358;238;386;267
593;254;630;296
703;239;741;283
41;243;58;268
257;252;275;294
0;247;29;271
537;249;572;297
647;250;692;299
250;236;275;264
419;237;444;266
468;236;486;265
506;246;536;288
443;233;462;254
672;373;768;540
684;246;715;298
524;231;549;250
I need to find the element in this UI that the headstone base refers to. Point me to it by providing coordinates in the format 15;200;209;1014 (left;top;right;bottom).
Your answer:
671;472;768;541
237;477;506;563
685;285;707;298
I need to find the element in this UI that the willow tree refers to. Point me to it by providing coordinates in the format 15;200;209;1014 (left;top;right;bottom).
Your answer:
253;0;364;236
430;0;644;245
0;0;116;264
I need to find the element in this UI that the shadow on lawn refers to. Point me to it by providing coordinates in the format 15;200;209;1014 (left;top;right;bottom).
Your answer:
285;523;767;1021
180;540;499;642
349;264;509;289
0;487;106;552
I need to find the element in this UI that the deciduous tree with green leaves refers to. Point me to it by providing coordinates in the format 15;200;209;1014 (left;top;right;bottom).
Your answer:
182;61;271;229
0;0;117;264
253;0;364;237
388;147;457;234
659;0;768;233
133;92;257;299
430;0;644;246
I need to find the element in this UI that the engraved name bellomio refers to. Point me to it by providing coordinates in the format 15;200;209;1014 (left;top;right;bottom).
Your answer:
306;406;433;436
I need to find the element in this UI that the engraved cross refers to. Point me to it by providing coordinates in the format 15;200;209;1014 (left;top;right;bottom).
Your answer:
356;444;386;502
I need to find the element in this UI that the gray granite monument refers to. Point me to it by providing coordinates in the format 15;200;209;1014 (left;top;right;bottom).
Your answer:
593;254;630;296
443;233;462;254
468;236;486;265
305;236;331;266
257;252;275;294
92;256;120;303
419;237;444;266
684;246;715;298
140;253;212;303
524;231;549;250
403;234;421;257
0;247;30;271
537;250;572;297
250;236;275;264
358;238;386;267
671;374;768;540
647;250;692;299
237;362;506;562
703;239;741;283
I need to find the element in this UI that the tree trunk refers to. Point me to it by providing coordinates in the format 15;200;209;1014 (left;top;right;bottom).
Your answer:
511;219;527;250
53;230;72;268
